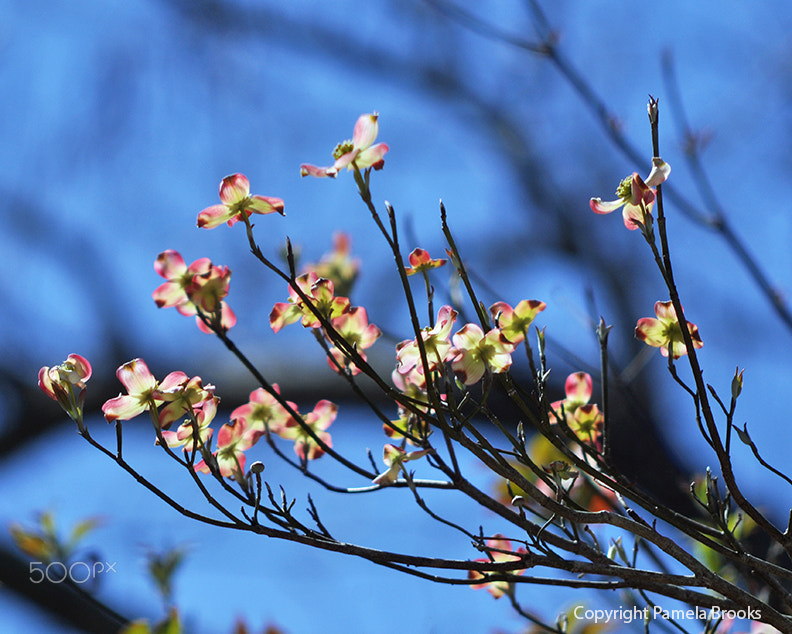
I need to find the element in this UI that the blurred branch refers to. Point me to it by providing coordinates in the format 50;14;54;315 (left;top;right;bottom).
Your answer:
425;0;792;335
0;545;130;634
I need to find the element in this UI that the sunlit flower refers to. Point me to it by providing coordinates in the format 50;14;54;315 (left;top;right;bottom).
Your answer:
404;248;447;276
102;359;188;423
590;159;670;230
549;372;605;447
449;324;515;385
38;354;92;420
278;400;337;461
635;300;703;359
300;113;389;178
157;376;216;429
230;385;296;437
550;372;593;426
152;250;236;333
372;443;431;486
327;306;382;375
197;173;284;229
489;299;546;345
396;305;458;376
160;395;218;452
468;535;527;599
269;272;350;332
301;232;360;298
197;418;264;479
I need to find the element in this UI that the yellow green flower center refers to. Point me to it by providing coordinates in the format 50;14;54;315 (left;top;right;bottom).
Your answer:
615;175;633;201
333;140;354;159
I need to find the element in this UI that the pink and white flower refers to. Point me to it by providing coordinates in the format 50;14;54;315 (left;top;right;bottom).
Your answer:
489;299;546;345
38;354;92;420
635;300;703;359
372;443;431;486
590;159;670;230
197;173;284;229
449;324;515;385
300;113;389;178
102;359;188;423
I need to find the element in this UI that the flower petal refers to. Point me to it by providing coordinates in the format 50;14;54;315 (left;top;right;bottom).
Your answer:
218;173;250;205
248;195;285;216
590;198;624;214
197;204;232;229
352;113;379;150
645;158;671;187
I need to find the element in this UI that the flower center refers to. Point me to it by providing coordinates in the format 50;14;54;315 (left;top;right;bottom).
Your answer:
333;140;354;159
615;175;633;201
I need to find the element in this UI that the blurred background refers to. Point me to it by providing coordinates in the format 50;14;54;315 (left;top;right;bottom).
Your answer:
3;0;792;632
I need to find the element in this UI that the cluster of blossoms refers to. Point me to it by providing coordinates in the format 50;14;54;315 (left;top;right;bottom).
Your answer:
35;111;725;619
269;271;382;377
99;358;338;481
152;250;236;333
549;371;604;450
387;297;546;447
395;297;546;386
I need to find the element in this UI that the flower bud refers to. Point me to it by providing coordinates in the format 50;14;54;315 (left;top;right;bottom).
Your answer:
731;367;744;399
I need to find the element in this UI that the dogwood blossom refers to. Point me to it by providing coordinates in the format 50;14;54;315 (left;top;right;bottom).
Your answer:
278;400;337;461
160;395;218;452
230;385;296;437
301;232;360;298
197;173;284;229
327;306;382;375
404;248;447;276
38;354;92;420
449;324;515;385
590;159;670;230
396;305;458;376
269;273;350;332
152;250;236;333
372;443;431;486
489;299;546;345
300;113;389;178
635;300;703;359
196;418;264;479
102;359;187;423
549;372;605;447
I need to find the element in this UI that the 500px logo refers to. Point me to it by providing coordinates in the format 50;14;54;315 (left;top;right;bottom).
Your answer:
29;561;117;584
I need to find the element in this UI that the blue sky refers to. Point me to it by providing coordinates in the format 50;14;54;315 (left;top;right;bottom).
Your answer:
4;0;792;632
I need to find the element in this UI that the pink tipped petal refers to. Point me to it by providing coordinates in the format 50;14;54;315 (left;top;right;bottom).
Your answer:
653;300;678;321
116;359;156;395
622;204;644;230
300;163;337;178
565;372;593;402
153;281;187;308
102;394;146;422
154;250;186;278
197;204;232;229
218;174;250;204
354;143;389;170
352;113;379;150
65;354;92;382
249;195;285;216
590;198;623;214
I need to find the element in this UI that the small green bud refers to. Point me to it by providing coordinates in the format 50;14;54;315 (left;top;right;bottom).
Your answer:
731;367;744;399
